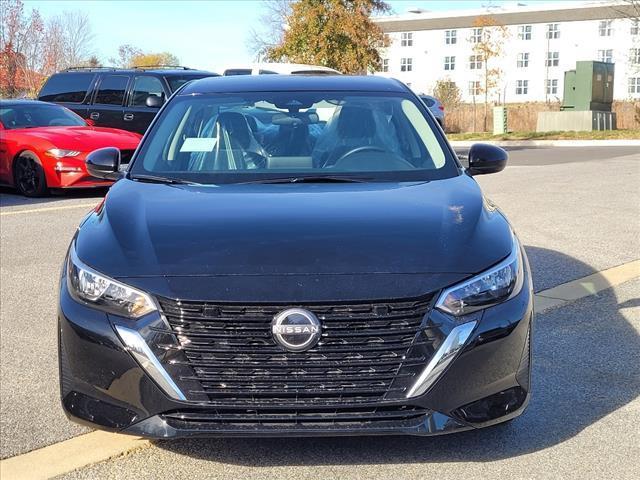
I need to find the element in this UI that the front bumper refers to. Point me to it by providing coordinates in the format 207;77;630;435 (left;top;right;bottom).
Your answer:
58;258;533;439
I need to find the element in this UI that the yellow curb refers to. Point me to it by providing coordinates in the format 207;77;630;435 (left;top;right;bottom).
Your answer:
0;203;98;217
534;259;640;312
0;431;149;480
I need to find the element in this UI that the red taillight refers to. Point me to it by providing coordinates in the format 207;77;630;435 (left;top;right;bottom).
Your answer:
438;105;445;111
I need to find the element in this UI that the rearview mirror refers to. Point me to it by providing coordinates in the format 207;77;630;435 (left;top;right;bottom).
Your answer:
86;147;122;180
467;143;508;176
145;95;164;108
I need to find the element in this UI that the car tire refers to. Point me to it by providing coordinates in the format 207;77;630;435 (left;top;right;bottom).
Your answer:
14;151;49;197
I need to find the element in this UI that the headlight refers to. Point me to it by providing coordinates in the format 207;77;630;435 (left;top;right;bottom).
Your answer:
45;149;81;158
66;243;156;318
435;234;523;316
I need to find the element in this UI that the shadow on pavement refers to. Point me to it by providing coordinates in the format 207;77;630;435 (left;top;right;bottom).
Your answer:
0;186;108;208
154;246;639;465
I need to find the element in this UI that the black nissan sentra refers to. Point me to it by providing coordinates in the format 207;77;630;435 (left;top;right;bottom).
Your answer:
59;75;533;438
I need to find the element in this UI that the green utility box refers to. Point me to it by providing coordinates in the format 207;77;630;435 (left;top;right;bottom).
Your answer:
561;61;614;112
493;106;508;134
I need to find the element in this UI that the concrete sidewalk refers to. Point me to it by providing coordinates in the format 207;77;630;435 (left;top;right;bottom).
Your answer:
449;139;640;148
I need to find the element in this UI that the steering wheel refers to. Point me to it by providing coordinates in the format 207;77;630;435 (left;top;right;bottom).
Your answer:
326;145;386;167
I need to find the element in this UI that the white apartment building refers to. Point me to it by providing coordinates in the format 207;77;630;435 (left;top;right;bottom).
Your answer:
374;1;640;103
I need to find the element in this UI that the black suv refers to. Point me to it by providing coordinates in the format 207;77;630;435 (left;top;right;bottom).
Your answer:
38;67;219;134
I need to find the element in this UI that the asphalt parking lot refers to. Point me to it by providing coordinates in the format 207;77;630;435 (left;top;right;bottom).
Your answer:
1;146;639;479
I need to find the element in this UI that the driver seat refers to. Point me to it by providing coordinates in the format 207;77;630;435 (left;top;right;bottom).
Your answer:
318;105;378;167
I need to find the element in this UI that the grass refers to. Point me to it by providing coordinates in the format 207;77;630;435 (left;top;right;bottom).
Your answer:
446;130;640;141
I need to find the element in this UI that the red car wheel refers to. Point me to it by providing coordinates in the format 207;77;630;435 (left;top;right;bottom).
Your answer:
13;152;48;197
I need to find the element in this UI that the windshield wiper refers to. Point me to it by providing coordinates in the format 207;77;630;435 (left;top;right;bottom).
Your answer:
129;174;200;185
238;175;370;184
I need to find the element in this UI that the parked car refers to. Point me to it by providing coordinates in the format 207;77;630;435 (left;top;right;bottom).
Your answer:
59;75;532;439
419;95;445;128
38;66;219;134
222;63;340;76
0;100;141;196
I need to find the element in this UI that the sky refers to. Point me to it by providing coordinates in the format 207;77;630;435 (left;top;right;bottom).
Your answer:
24;0;496;72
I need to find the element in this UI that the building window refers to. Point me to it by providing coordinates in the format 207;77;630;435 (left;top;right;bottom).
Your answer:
518;25;532;40
517;53;529;68
546;79;559;95
516;80;529;95
546;23;560;39
445;30;457;45
632;20;639;35
629;77;640;94
468;81;481;96
444;56;456;71
599;20;612;36
470;28;482;43
469;55;483;70
546;51;559;67
598;49;613;63
631;48;640;64
381;59;389;72
401;32;413;47
400;57;413;72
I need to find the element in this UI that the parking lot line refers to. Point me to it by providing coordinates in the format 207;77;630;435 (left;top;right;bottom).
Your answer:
0;203;98;217
1;259;638;480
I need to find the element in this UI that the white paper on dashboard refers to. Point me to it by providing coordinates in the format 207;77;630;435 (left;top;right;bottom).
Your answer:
180;137;218;152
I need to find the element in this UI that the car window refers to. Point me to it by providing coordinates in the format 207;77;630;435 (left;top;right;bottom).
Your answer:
94;75;129;106
130;91;456;184
38;73;94;103
420;96;436;107
0;104;86;129
165;75;217;93
223;69;253;76
130;76;165;107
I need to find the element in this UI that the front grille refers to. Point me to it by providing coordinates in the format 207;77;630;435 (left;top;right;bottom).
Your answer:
157;296;438;406
162;405;431;429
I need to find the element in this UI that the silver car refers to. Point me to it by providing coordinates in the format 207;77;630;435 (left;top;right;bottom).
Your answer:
419;95;444;128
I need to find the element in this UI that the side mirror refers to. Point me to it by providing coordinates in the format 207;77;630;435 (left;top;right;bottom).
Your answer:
85;118;95;127
145;95;163;108
467;143;508;176
86;147;122;180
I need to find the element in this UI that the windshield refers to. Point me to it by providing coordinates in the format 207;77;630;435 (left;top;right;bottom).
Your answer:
129;91;457;184
0;104;85;129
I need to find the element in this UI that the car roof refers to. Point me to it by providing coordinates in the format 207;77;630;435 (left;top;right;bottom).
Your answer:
56;68;218;76
223;63;341;74
179;75;408;95
0;99;58;107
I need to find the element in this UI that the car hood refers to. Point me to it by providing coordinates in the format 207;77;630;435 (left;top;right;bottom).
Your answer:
18;126;141;149
75;176;512;301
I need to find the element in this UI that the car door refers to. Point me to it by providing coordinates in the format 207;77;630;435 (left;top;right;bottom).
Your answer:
88;74;131;130
124;75;168;134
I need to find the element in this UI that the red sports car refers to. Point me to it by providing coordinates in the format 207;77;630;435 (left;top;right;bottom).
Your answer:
0;100;141;196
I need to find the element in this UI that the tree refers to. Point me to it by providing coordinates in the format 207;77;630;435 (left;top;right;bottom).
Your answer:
265;0;391;74
247;0;292;61
470;15;508;131
129;52;180;68
1;0;95;96
111;45;179;68
432;79;461;110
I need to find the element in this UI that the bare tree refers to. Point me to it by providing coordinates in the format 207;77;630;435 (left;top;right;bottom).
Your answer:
60;11;95;67
246;0;292;62
471;15;508;131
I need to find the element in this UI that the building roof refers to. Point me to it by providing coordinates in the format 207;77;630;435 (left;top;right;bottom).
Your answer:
373;1;635;31
179;75;408;95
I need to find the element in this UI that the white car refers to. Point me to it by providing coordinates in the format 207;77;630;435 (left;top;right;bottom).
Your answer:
222;63;340;76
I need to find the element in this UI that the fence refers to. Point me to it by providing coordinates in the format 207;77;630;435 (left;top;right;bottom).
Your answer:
444;101;640;133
